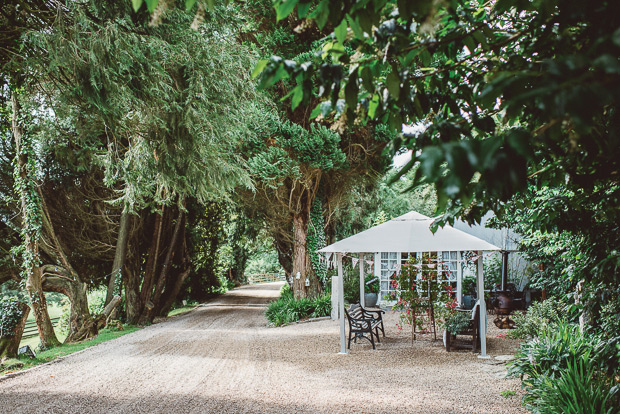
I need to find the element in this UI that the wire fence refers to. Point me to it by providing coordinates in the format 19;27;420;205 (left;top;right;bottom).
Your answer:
246;273;286;285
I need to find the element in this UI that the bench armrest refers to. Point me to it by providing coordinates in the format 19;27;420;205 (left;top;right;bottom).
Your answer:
361;308;384;319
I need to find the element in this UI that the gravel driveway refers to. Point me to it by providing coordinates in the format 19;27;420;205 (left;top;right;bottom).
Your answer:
0;282;525;413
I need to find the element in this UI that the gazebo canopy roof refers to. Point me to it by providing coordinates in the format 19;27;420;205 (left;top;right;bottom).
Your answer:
318;211;501;254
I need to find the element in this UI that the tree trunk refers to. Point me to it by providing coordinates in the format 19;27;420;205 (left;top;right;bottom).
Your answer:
141;206;165;305
158;234;191;316
124;264;142;325
95;295;121;330
150;209;184;314
159;266;191;317
0;302;30;359
274;234;293;281
42;272;97;343
106;209;130;305
291;210;320;299
11;89;60;349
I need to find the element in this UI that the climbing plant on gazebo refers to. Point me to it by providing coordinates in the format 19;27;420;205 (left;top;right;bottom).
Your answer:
386;255;456;343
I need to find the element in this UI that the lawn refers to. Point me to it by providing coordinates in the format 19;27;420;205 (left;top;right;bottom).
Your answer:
20;304;66;350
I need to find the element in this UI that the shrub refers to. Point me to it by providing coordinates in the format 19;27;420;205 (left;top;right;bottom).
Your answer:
508;322;617;410
531;359;618;414
364;275;379;294
510;298;567;340
265;285;331;326
88;289;107;316
310;294;331;318
343;273;359;304
509;323;602;384
444;312;471;335
279;283;293;301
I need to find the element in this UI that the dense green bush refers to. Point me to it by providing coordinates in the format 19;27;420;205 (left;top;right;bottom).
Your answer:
444;312;471;336
343;271;359;304
509;323;602;384
531;359;618;414
510;298;567;340
265;284;331;326
88;289;107;316
508;322;618;412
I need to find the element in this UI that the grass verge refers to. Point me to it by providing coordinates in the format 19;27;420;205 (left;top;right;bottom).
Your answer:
2;326;139;376
167;305;199;317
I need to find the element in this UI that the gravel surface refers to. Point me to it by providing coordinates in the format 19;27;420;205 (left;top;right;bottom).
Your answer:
0;282;526;413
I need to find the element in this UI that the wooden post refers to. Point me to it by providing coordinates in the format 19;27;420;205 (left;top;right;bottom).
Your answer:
338;253;347;354
476;250;488;358
359;253;365;307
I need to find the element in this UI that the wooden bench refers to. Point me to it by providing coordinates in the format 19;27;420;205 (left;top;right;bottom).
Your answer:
344;304;385;350
445;301;480;353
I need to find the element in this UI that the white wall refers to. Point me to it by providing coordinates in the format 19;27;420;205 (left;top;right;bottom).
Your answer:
453;212;533;290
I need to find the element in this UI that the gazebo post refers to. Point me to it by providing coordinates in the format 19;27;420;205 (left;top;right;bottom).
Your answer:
338;253;347;354
359;253;365;307
476;250;489;358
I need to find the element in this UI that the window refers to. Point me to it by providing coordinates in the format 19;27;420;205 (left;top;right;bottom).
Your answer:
379;252;398;300
441;251;460;283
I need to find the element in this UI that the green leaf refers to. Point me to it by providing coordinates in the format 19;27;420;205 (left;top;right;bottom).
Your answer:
368;94;380;119
388;155;416;184
132;0;143;12
251;60;269;79
205;0;215;10
144;0;159;12
344;75;359;110
360;66;374;92
185;0;197;10
297;1;311;18
420;49;431;67
357;9;373;34
346;14;364;39
314;1;330;29
334;19;348;44
310;102;322;119
275;0;299;22
463;35;476;53
386;70;401;100
291;85;304;110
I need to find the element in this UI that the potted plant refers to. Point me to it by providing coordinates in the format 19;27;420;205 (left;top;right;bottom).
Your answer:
364;275;380;307
461;276;477;310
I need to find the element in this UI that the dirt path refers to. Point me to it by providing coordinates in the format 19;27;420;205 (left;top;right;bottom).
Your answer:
0;283;525;413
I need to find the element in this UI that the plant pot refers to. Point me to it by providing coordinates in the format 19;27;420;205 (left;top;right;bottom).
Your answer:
461;295;475;310
364;293;378;308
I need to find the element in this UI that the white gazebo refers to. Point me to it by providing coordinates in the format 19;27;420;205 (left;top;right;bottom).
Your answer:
318;211;500;356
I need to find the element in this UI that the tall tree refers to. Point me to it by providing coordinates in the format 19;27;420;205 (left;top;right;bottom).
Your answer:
28;1;262;323
10;89;61;348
